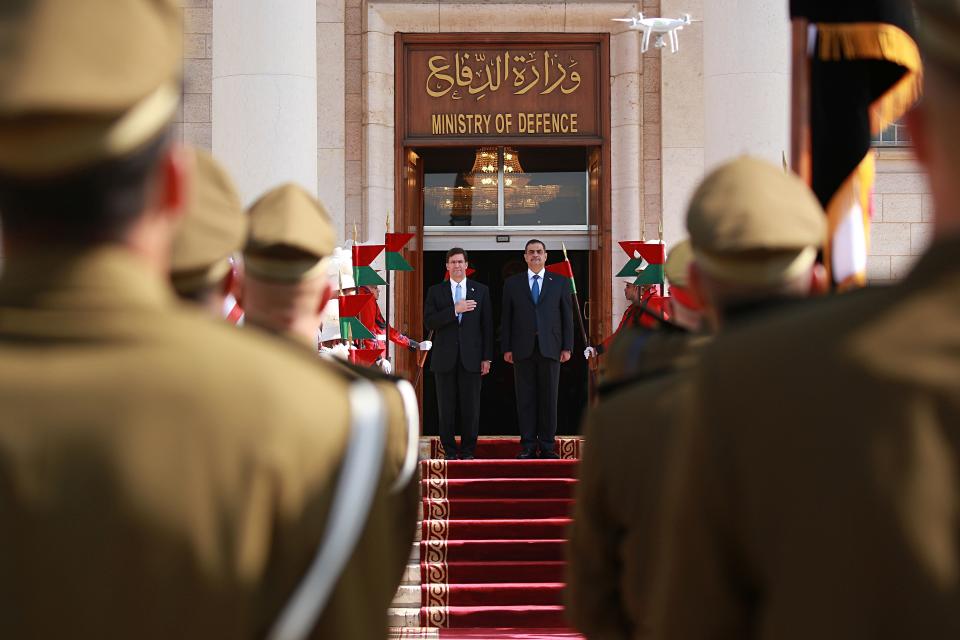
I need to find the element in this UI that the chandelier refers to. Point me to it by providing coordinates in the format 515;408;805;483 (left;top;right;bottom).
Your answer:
424;146;560;216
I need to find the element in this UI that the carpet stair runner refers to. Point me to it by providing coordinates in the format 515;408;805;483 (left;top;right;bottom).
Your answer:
389;436;584;639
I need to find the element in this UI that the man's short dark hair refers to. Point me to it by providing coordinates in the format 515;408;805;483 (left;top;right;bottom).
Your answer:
525;239;546;251
446;247;468;262
0;129;171;247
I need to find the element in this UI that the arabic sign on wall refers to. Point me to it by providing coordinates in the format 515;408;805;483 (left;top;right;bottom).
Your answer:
402;38;602;140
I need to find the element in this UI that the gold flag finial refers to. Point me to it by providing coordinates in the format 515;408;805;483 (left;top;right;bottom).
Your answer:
353;223;358;245
658;216;664;242
782;150;789;173
386;215;392;233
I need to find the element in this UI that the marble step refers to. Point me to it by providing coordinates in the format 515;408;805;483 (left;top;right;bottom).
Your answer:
388;606;421;628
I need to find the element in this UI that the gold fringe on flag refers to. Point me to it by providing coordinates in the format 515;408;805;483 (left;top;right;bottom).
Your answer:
817;23;923;133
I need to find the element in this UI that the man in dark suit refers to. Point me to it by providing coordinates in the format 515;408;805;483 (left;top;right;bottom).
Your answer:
424;248;493;460
501;239;574;458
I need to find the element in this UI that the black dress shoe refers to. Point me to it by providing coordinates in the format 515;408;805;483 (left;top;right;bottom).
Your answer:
446;452;461;460
539;450;560;459
460;454;475;460
516;450;536;459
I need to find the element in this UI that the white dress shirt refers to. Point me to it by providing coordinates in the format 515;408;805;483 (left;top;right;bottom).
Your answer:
527;268;545;291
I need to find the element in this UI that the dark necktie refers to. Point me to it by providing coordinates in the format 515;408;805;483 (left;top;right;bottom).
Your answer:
531;274;540;304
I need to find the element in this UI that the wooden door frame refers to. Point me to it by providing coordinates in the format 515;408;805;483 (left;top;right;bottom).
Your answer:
393;32;612;384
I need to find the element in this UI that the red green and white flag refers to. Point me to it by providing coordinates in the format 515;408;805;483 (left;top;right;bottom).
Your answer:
338;292;376;340
616;241;665;285
349;346;383;367
352;244;386;286
546;261;575;292
385;233;415;271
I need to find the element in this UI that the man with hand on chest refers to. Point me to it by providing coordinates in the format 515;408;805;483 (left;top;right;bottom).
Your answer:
501;239;574;459
424;248;493;460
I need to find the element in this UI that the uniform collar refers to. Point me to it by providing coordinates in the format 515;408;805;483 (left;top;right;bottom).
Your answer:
0;245;173;311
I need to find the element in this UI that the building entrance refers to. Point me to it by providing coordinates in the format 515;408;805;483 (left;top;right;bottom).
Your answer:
420;248;590;438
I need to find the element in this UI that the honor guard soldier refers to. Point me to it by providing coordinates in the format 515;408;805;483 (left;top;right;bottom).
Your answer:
169;148;245;316
241;183;421;590
568;159;827;639
653;5;960;639
0;2;397;638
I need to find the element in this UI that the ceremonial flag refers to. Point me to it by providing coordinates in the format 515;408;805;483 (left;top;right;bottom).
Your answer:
384;233;415;271
546;261;575;292
790;1;921;288
443;267;476;280
352;244;387;286
338;292;376;340
616;241;665;285
349;347;383;367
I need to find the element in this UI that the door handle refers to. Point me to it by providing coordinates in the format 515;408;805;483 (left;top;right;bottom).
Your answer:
583;300;590;321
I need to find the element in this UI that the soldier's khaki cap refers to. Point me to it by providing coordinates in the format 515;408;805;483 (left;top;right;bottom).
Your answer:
915;0;960;71
664;239;694;288
0;0;182;177
170;150;246;294
686;156;826;286
245;184;337;282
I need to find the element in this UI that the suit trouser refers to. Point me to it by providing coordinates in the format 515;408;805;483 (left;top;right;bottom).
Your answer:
513;340;560;453
434;353;482;456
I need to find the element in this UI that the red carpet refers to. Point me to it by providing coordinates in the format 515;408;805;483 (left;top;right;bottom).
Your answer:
418;437;583;634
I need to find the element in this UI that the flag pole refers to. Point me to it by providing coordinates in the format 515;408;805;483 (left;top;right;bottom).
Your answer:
413;329;434;388
791;17;812;185
384;216;391;370
562;243;598;397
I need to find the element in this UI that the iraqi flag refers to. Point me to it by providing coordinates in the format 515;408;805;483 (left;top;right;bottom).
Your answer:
790;1;921;288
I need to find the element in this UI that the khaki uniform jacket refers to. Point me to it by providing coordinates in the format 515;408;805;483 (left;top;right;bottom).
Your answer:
653;236;960;640
566;331;705;639
0;248;397;639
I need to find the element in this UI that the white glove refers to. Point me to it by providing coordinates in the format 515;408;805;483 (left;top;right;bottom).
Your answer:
379;358;393;374
418;340;433;351
329;343;350;360
584;346;597;359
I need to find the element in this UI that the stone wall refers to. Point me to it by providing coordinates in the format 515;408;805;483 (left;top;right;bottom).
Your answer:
177;1;213;150
867;150;934;282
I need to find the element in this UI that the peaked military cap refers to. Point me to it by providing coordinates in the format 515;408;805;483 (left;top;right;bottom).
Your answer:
245;184;337;282
170;149;246;294
915;0;960;71
0;0;182;176
664;239;694;288
686;156;826;286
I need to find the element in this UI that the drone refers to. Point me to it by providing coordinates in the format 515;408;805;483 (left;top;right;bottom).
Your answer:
612;13;699;54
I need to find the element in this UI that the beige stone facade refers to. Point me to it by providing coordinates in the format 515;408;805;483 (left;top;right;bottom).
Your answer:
178;0;929;332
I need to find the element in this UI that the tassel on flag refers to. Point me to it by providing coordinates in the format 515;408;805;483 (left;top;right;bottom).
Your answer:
790;1;921;288
616;241;665;285
385;233;415;271
338;292;377;340
352;244;387;286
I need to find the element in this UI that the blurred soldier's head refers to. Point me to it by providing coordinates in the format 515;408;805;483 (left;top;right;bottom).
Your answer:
240;184;336;343
664;239;704;332
0;0;189;273
909;0;960;240
169;150;246;316
686;156;828;330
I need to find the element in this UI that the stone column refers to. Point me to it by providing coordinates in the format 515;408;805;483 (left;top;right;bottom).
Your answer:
212;0;318;205
703;0;790;171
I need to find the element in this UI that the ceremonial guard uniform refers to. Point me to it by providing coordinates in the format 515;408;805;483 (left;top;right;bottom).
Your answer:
243;183;420;597
0;3;398;638
653;8;960;637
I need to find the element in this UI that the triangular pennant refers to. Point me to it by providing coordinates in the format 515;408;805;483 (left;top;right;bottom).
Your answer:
385;233;415;253
385;251;414;271
338;292;374;318
632;263;665;286
339;317;376;341
349;347;383;367
352;244;385;267
545;261;573;278
616;258;645;278
354;265;387;286
619;241;666;264
444;267;476;280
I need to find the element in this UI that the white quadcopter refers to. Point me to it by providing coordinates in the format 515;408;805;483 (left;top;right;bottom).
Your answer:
613;13;698;54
